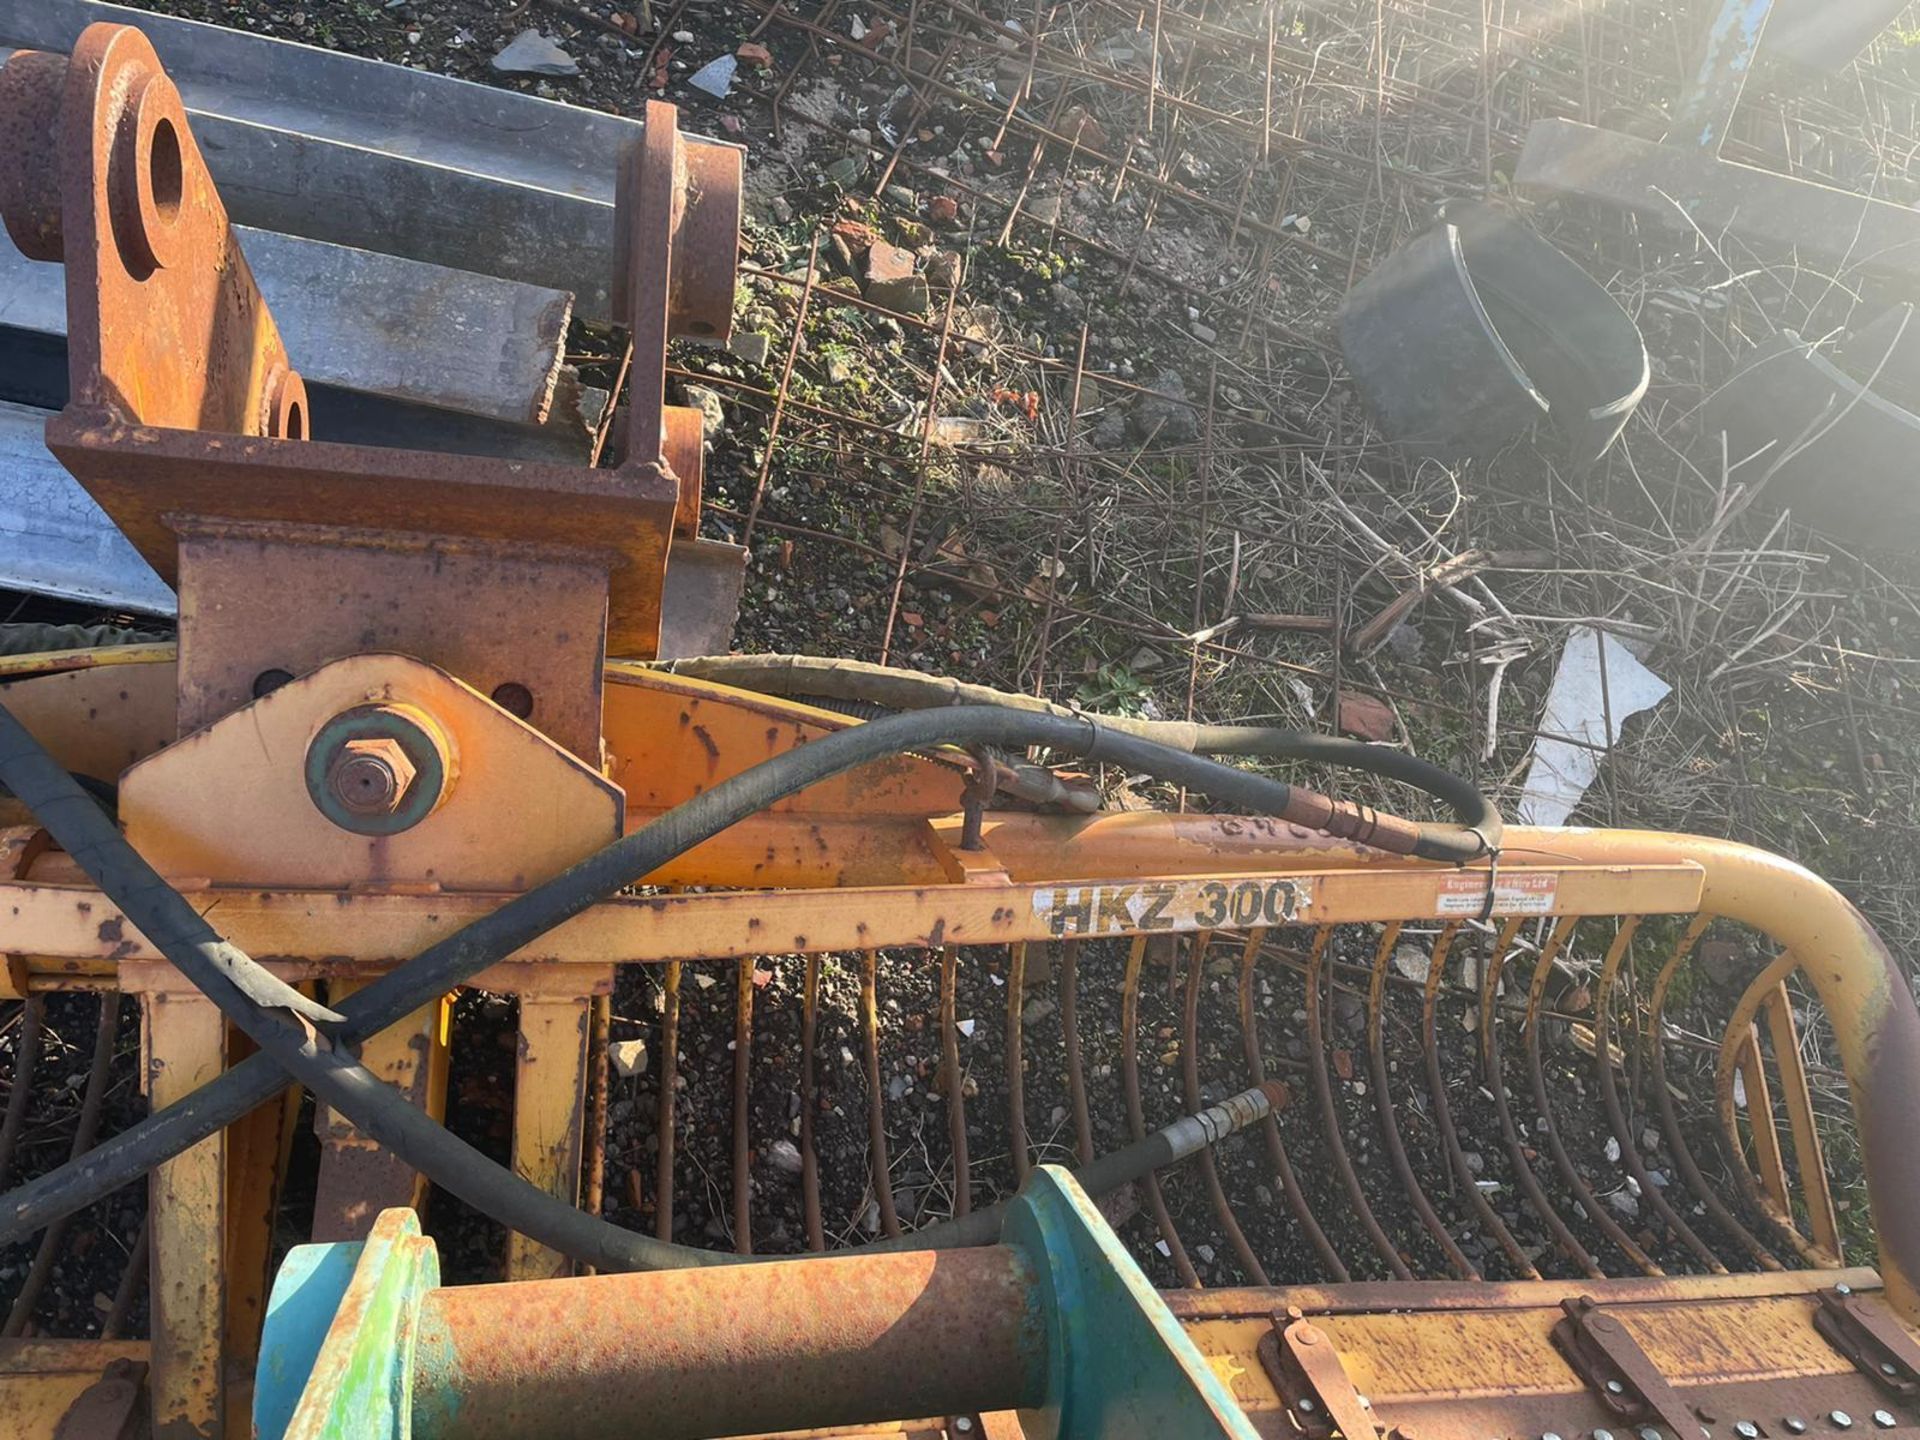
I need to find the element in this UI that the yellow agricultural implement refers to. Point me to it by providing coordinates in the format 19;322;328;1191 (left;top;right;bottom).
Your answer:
3;21;1919;1440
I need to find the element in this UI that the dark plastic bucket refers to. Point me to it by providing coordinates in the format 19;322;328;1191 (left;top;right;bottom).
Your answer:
1337;202;1649;467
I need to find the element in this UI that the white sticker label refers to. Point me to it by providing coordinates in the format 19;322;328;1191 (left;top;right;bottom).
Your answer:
1436;871;1559;916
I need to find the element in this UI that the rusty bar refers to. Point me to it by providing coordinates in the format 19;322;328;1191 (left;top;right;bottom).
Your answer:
996;77;1074;248
739;226;819;550
800;953;825;1251
654;960;680;1243
4;990;122;1334
1304;924;1410;1278
1479;917;1603;1278
1520;917;1661;1275
0;993;44;1188
1059;941;1094;1166
1237;930;1346;1279
940;946;970;1219
1734;1022;1792;1220
1646;915;1782;1270
100;1216;149;1341
1364;923;1477;1279
1591;917;1726;1273
225;1024;299;1376
410;1247;1045;1440
1419;923;1536;1278
733;955;754;1253
144;987;228;1439
1006;942;1032;1189
505;987;596;1282
860;950;900;1238
1181;931;1268;1282
1713;951;1834;1269
580;991;609;1274
877;278;963;667
1121;935;1200;1286
1763;981;1842;1259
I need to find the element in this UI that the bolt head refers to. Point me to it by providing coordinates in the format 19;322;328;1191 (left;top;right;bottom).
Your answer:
1595;1430;1615;1440
1608;1381;1628;1395
1831;1413;1854;1430
327;736;417;816
1543;1431;1564;1440
1786;1422;1807;1435
1837;1284;1854;1297
1737;1424;1760;1438
1872;1417;1895;1431
1882;1364;1899;1377
1639;1427;1664;1440
1299;1399;1317;1413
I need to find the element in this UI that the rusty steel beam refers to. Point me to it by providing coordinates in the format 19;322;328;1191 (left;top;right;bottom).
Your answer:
1516;118;1920;284
1;0;746;322
0;227;576;429
0;26;738;673
406;1247;1046;1440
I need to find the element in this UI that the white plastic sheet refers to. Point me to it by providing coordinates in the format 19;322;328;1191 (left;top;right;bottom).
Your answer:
1517;626;1671;827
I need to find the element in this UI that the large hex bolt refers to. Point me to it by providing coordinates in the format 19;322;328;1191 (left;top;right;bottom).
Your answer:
305;704;454;836
327;737;417;818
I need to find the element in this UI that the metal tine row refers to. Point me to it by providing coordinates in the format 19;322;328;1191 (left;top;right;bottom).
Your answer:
639;914;1836;1286
0;906;1846;1337
1647;917;1786;1273
0;992;147;1339
1715;958;1846;1271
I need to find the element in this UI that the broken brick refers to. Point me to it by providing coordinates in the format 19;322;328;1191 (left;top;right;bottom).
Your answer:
736;41;773;67
928;194;959;224
1335;691;1395;742
864;239;916;286
832;218;878;251
1059;105;1106;153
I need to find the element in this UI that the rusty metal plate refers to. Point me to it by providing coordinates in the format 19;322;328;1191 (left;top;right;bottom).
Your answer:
655;537;746;661
0;655;176;786
46;412;678;660
120;653;622;891
3;32;729;666
173;518;611;758
1176;1273;1918;1440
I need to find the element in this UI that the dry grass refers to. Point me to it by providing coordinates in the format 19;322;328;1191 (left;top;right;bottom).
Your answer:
678;0;1920;963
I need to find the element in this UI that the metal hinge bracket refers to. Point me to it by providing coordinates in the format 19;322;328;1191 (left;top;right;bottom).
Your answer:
1816;1286;1920;1397
1552;1295;1707;1440
1258;1310;1400;1440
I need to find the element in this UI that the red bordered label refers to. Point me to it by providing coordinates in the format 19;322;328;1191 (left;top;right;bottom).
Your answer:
1435;871;1558;916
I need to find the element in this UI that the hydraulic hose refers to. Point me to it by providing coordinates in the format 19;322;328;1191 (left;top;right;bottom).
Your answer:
652;653;1501;857
0;699;1491;1263
863;1080;1288;1253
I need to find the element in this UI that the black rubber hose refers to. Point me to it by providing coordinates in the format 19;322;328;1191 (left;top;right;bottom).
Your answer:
0;701;1490;1262
655;655;1500;857
0;710;342;1032
1186;724;1500;853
